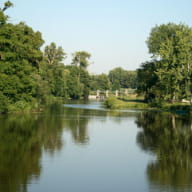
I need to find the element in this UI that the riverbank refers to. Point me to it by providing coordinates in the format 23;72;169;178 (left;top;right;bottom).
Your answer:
103;96;148;109
0;96;65;114
103;96;192;114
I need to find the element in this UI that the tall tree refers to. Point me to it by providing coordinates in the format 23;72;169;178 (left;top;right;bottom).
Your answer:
0;2;45;112
44;42;66;65
71;51;91;69
138;23;192;103
66;65;90;99
42;43;68;98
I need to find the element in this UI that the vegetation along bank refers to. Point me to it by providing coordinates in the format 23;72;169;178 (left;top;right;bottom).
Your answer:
0;1;192;114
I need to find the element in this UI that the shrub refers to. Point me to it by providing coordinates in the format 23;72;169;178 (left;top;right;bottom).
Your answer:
7;101;32;113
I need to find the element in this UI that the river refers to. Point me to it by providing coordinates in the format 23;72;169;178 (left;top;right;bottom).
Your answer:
0;101;191;192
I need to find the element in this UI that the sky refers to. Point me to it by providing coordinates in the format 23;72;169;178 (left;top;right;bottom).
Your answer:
5;0;192;74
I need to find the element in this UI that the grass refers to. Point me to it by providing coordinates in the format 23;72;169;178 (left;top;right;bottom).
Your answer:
103;96;148;109
104;95;192;115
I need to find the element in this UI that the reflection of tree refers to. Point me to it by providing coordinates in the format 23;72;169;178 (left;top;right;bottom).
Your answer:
0;103;98;192
0;102;143;192
62;104;139;144
63;107;90;144
0;104;65;192
136;112;192;191
41;104;65;153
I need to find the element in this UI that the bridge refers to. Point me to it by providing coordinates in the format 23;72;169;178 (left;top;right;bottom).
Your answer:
88;89;136;99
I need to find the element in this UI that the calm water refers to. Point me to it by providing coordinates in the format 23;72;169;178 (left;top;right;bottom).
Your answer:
0;101;192;192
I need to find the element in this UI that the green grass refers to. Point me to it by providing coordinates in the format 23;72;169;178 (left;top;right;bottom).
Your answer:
104;96;192;115
103;96;148;109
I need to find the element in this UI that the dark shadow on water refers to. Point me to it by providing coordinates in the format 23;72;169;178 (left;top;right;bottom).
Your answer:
135;111;192;191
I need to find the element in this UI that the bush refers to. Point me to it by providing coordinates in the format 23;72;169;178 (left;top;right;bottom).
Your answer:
148;98;164;108
7;101;32;113
104;97;121;109
0;93;9;113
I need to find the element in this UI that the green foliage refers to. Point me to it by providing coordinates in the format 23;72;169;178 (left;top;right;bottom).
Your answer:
0;92;9;113
2;1;13;12
90;73;111;91
0;1;13;26
0;7;45;113
41;43;91;101
71;51;91;69
104;96;122;109
108;67;137;90
40;47;92;101
0;1;140;112
66;66;82;99
104;96;148;109
66;65;90;99
7;100;32;113
137;23;192;105
0;3;95;113
44;42;66;65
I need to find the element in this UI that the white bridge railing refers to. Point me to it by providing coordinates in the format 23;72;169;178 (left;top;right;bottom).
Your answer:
88;89;136;99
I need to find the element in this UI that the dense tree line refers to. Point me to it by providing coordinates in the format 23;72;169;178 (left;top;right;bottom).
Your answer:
0;1;137;113
137;23;192;105
89;68;137;91
108;67;137;90
0;2;92;113
0;2;44;113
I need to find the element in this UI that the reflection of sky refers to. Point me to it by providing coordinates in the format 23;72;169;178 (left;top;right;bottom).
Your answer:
29;105;153;192
64;102;142;113
64;102;106;111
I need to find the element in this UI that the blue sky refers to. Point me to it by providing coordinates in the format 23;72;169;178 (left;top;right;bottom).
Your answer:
5;0;192;74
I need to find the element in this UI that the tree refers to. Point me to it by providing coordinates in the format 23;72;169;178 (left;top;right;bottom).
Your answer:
0;21;44;111
42;43;68;99
138;23;192;103
2;1;13;11
44;42;66;65
70;51;91;99
137;61;158;101
108;67;137;90
71;51;91;69
66;65;90;99
0;2;46;112
90;74;111;91
0;1;13;25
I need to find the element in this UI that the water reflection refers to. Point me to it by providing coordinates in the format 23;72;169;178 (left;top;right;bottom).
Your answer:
0;107;64;192
62;107;90;144
1;102;191;192
136;112;192;191
0;104;91;191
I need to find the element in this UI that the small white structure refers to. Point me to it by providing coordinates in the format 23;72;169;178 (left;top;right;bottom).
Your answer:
106;90;109;97
115;90;119;97
88;95;97;100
